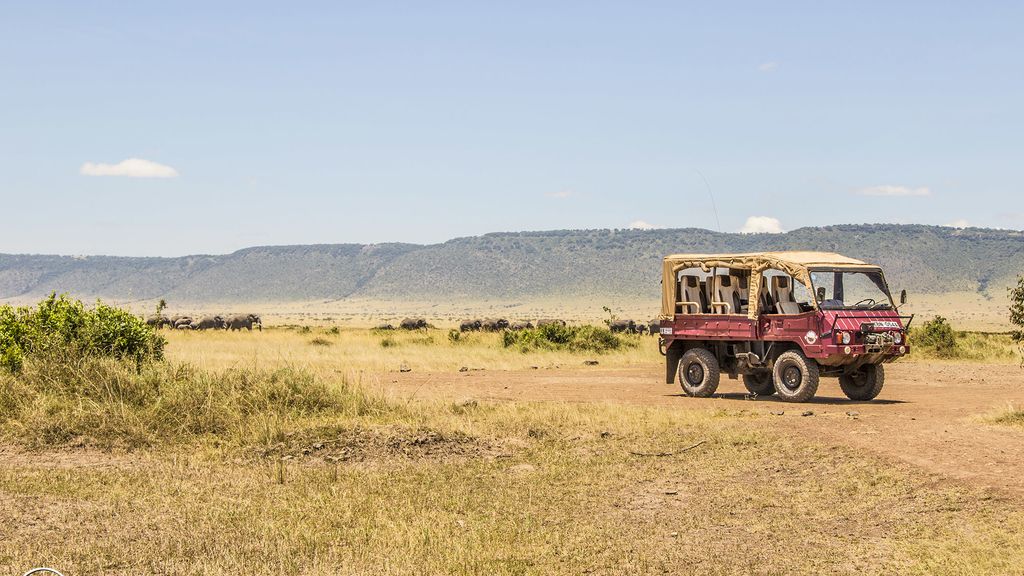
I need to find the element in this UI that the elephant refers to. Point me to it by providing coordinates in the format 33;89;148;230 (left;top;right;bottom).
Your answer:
226;313;262;331
173;317;194;329
510;321;534;331
459;319;482;332
609;319;636;334
375;323;395;331
193;315;227;330
480;318;509;332
536;319;566;328
400;318;427;330
145;314;171;329
648;319;661;335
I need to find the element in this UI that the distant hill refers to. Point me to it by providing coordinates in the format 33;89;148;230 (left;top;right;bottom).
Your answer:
1;224;1022;304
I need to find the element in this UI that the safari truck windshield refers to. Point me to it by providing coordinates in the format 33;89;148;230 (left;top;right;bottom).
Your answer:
810;268;894;310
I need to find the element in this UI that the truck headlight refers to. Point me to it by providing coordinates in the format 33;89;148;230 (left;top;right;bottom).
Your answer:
836;331;851;345
893;332;903;344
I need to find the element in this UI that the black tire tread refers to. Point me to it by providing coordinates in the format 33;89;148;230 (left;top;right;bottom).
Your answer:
678;348;721;398
742;372;775;396
772;350;820;403
839;364;885;401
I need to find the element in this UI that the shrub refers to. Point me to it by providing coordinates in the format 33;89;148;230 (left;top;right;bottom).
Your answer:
910;316;959;358
326;326;341;335
1010;276;1024;344
380;336;397;348
309;337;333;346
0;294;165;373
501;324;634;353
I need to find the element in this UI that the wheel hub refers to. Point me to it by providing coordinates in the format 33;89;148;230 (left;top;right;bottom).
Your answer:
685;362;704;385
782;365;802;389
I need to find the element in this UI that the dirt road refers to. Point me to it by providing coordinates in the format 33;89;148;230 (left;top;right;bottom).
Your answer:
385;362;1024;497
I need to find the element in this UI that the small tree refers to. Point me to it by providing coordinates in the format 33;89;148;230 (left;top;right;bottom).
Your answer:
601;306;618;327
1010;275;1024;365
155;299;167;317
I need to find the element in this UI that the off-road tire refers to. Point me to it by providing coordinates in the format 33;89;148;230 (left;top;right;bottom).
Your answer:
678;348;720;398
772;350;819;403
839;364;885;401
742;372;775;396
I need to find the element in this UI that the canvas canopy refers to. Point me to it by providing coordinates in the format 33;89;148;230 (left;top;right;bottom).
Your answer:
660;251;882;319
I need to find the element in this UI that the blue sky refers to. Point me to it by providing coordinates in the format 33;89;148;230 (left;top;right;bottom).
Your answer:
1;1;1022;256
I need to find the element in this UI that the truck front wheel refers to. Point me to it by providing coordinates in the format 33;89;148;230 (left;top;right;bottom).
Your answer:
678;348;720;398
839;364;885;401
772;350;819;403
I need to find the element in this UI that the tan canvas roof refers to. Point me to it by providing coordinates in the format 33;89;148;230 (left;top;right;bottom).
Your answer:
662;251;873;268
661;251;881;319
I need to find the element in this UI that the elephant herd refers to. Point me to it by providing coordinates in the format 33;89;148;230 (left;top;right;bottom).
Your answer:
145;313;262;331
609;318;661;335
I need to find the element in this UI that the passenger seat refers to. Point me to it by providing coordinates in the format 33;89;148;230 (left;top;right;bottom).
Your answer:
717;276;743;314
772;276;802;314
677;276;707;314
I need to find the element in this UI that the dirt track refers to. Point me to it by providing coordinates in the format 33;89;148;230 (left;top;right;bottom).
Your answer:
385;362;1024;497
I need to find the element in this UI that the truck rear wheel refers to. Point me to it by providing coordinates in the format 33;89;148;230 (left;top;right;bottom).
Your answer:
772;350;819;403
839;364;885;401
678;348;720;398
742;372;775;396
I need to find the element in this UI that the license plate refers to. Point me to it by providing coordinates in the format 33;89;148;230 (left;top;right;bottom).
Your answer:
660;327;673;335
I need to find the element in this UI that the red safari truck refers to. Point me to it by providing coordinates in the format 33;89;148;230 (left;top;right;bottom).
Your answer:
659;251;911;402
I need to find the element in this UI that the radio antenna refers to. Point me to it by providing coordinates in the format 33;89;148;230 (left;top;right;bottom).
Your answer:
695;168;722;233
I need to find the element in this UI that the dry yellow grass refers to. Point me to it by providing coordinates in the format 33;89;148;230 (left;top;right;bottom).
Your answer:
4;400;1024;575
4;325;1024;574
163;327;663;375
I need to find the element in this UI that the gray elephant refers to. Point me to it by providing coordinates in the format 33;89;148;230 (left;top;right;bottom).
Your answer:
459;319;482;332
193;315;227;330
609;319;636;333
648;319;661;335
510;321;534;331
226;313;262;331
480;318;510;332
375;323;395;331
400;318;427;330
173;317;194;329
145;314;171;329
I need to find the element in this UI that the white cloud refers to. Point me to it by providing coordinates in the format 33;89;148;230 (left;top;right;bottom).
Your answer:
545;190;574;199
946;219;969;228
758;61;779;72
856;184;930;197
628;220;662;230
80;158;179;178
739;216;784;234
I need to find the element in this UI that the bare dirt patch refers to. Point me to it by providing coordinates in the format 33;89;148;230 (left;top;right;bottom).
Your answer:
257;424;495;464
382;361;1024;498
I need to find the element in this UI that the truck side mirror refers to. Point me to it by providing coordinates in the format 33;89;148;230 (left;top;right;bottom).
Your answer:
900;289;907;305
816;286;826;302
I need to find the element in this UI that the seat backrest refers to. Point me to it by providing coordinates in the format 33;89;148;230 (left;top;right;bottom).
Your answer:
772;276;802;314
771;276;794;303
678;275;707;313
717;275;742;314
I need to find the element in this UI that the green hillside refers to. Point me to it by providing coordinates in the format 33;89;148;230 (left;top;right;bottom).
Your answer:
0;225;1021;303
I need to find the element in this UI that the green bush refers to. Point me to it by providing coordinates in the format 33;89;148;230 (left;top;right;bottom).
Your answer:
910;316;959;358
0;294;165;373
501;324;634;353
1010;275;1024;344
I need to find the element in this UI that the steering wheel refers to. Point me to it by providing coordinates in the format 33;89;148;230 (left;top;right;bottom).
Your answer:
853;298;876;308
